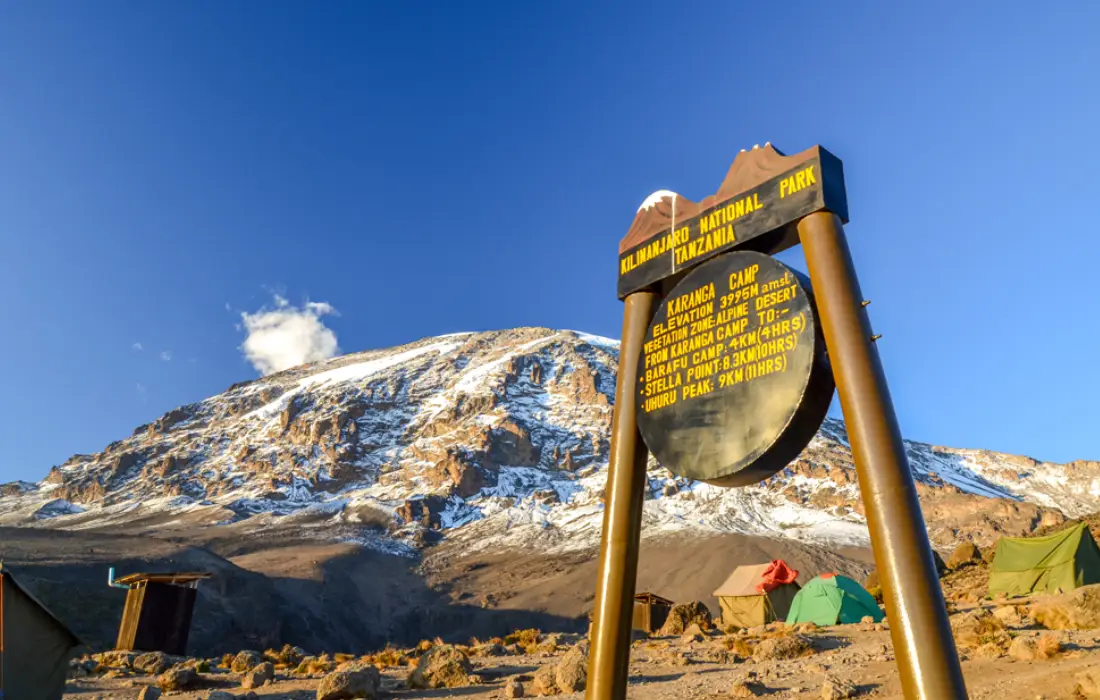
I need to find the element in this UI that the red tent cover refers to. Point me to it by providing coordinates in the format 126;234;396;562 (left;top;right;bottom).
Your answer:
755;560;799;593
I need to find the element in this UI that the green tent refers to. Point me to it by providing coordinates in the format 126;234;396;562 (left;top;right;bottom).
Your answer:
785;573;884;626
988;522;1100;598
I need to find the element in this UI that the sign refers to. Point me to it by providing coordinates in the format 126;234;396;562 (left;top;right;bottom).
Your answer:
634;251;834;486
617;145;848;299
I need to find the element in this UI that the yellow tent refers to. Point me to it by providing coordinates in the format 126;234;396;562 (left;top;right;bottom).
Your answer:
713;563;800;629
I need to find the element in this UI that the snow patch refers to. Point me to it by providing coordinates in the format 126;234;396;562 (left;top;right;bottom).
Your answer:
638;190;678;212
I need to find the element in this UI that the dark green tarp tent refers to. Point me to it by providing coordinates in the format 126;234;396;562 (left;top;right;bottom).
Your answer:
785;573;884;626
988;522;1100;598
0;565;81;700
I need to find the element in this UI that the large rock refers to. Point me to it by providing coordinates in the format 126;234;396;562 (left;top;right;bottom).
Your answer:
93;650;138;669
505;678;525;698
555;644;588;693
232;650;264;674
1032;583;1100;630
532;664;559;695
406;644;474;689
752;635;812;662
821;675;857;700
658;601;713;636
948;541;982;569
133;652;177;675
316;663;381;700
157;665;199;691
680;622;706;644
242;661;275;689
137;688;161;700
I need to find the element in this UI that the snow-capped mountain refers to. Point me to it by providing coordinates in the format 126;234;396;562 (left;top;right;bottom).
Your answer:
2;327;1096;554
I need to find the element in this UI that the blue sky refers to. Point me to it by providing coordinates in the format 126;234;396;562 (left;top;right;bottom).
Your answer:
1;2;1098;481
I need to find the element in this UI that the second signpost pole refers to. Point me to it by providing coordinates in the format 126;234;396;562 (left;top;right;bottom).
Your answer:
586;290;658;700
797;211;968;700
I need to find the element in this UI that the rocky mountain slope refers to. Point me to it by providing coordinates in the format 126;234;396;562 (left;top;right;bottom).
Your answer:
2;326;1095;555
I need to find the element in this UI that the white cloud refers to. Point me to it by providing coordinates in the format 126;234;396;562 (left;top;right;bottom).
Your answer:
239;296;340;375
160;351;172;361
132;342;143;351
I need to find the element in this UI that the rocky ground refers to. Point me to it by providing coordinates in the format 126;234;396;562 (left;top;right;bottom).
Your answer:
63;583;1100;700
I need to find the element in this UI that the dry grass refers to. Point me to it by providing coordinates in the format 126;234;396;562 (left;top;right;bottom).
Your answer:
954;610;1011;651
1033;602;1074;630
416;639;434;653
1037;633;1063;658
721;637;755;657
367;646;410;668
504;629;542;646
333;652;356;664
218;654;234;670
504;628;545;654
293;653;336;676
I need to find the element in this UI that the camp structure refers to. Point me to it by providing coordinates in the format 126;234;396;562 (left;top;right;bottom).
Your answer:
0;564;81;700
988;522;1100;598
712;560;801;629
632;592;674;634
786;573;884;626
113;570;212;656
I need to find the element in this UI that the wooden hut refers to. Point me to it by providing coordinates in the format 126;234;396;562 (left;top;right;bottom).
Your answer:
114;572;211;656
632;592;674;634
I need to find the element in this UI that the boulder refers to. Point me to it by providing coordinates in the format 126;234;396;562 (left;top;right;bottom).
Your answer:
532;664;559;695
207;693;236;700
948;542;982;569
535;633;561;654
157;665;199;691
821;675;857;699
1032;583;1100;630
94;650;138;669
406;644;474;689
137;688;161;700
730;678;761;697
681;631;705;644
316;663;381;700
242;661;275;689
555;644;588;693
232;650;264;674
752;635;812;662
658;601;713;636
476;642;507;657
133;652;177;675
505;678;525;698
1008;636;1040;661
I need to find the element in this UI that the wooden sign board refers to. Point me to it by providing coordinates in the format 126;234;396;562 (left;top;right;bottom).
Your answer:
618;145;848;299
634;251;834;485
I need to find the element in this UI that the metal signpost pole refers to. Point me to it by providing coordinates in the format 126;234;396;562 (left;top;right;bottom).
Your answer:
797;211;968;700
587;291;658;700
